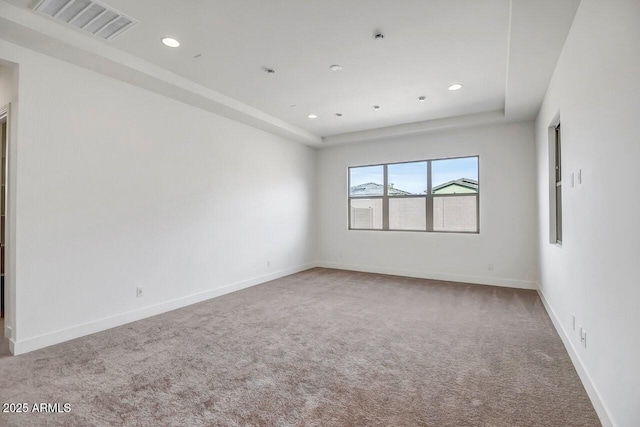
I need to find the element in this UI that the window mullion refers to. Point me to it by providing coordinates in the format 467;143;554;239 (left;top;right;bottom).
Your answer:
426;160;434;232
383;164;389;230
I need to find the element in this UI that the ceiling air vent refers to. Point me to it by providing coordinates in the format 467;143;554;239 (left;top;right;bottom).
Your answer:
33;0;138;40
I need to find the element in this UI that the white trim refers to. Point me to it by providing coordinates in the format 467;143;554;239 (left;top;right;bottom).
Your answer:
0;104;9;351
537;287;616;427
317;261;537;290
322;110;508;146
12;263;317;355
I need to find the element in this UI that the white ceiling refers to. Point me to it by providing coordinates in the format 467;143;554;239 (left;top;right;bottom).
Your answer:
0;0;581;145
105;0;509;137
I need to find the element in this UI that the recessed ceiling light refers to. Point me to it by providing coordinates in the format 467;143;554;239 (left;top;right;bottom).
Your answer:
308;114;318;119
448;84;463;91
418;96;426;102
161;37;180;48
330;64;343;72
373;105;381;110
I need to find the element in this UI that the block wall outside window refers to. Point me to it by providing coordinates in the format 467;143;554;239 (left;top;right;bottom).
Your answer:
433;195;477;232
350;199;383;229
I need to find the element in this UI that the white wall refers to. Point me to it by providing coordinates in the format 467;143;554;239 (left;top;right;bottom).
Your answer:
535;1;640;426
0;40;317;354
318;122;538;289
0;63;16;106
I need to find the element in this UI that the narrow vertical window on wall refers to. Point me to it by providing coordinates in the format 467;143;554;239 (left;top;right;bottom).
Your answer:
554;123;562;244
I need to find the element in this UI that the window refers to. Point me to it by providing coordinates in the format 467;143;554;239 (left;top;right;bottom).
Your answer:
348;156;479;233
554;123;562;244
387;162;427;230
349;165;384;229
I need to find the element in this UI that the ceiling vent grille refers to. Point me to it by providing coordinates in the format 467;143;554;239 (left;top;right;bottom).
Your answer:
33;0;138;40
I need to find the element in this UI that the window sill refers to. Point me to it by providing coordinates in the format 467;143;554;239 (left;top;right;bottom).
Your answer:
348;228;479;234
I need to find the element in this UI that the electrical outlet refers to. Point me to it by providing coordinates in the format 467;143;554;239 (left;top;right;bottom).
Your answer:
579;326;587;349
578;169;582;184
572;315;576;330
136;287;144;298
487;264;494;271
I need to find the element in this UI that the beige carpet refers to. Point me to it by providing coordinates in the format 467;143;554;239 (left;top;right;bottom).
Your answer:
0;268;600;426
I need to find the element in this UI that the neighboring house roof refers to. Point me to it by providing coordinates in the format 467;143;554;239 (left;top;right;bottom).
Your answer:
350;182;413;196
432;178;478;194
352;179;477;196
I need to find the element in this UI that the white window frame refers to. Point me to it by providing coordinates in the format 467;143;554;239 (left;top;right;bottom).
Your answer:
553;122;562;244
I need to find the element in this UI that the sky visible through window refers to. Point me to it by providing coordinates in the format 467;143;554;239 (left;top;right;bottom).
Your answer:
349;165;383;187
388;161;427;194
350;157;478;194
432;157;478;188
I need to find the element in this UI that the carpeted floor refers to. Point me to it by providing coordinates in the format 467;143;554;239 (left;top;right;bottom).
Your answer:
0;268;600;426
0;318;10;360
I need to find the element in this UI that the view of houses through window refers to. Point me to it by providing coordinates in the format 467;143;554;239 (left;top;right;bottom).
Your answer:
349;156;479;232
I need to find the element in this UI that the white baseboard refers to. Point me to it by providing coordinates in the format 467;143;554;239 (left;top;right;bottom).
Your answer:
317;261;537;290
12;262;317;355
537;287;616;427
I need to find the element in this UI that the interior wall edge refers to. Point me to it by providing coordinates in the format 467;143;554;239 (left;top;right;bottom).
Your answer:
537;286;615;427
317;262;537;291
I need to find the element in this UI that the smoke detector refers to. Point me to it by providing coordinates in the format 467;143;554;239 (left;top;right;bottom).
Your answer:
33;0;138;41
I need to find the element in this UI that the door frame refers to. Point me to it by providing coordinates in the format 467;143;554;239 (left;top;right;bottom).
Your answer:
0;103;12;354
